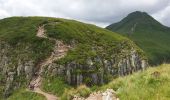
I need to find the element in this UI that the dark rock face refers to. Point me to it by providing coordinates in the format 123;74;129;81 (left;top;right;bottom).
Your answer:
0;42;34;97
0;40;147;97
43;41;147;86
0;17;148;99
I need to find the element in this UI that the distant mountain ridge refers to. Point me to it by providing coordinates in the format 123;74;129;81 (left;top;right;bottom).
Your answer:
106;11;170;65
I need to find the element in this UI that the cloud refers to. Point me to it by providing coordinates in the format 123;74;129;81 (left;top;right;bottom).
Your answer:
0;0;169;27
152;2;170;27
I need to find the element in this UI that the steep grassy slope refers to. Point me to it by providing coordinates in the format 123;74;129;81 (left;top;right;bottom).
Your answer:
64;64;170;100
106;11;170;65
0;17;54;64
0;17;147;98
100;64;170;100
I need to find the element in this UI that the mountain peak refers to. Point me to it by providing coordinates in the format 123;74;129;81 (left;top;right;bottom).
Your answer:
106;11;166;33
128;11;148;16
106;11;170;65
121;11;156;23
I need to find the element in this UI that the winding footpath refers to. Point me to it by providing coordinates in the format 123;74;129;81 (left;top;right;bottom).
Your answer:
28;24;119;100
28;24;70;100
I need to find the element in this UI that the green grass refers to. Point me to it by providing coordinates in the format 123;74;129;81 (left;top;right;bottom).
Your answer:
41;77;71;97
106;11;170;65
60;64;170;100
0;17;56;63
0;16;131;68
7;89;45;100
0;16;145;98
7;64;170;100
99;64;170;100
45;19;125;44
60;85;91;100
44;19;145;65
0;17;56;97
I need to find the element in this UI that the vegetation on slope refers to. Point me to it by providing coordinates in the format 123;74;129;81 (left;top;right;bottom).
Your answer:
100;64;170;100
44;18;132;65
7;89;45;100
61;64;170;100
0;17;145;98
0;17;56;62
0;16;129;66
41;77;71;96
7;64;170;100
0;17;56;97
106;11;170;65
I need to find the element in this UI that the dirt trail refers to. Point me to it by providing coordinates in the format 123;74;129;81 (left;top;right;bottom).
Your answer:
29;24;70;100
37;25;47;38
34;88;57;100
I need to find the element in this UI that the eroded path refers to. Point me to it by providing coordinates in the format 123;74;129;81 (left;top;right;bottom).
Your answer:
28;24;70;100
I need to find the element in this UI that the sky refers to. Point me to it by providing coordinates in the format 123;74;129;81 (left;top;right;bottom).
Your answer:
0;0;170;27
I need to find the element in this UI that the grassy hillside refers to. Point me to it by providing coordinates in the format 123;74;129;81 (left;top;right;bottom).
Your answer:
0;17;146;98
0;16;127;65
1;16;167;100
106;11;170;65
62;64;170;100
7;64;170;100
100;64;170;100
0;17;55;64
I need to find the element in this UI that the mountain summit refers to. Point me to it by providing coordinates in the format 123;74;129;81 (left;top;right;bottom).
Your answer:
106;11;170;65
106;11;168;35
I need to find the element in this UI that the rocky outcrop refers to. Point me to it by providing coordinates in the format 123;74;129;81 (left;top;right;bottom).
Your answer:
43;41;147;86
0;22;148;99
73;89;119;100
0;42;35;97
0;38;147;98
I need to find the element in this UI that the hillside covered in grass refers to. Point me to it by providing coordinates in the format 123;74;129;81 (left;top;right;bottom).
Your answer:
62;64;170;100
100;64;170;100
0;17;147;99
106;11;170;65
5;64;170;100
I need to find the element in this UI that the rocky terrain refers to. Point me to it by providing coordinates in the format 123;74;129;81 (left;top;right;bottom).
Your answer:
0;17;147;99
73;89;119;100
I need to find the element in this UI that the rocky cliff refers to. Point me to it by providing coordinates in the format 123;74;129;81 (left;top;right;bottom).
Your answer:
44;41;147;86
0;17;147;98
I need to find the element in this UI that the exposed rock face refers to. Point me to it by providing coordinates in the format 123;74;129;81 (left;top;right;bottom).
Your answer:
0;42;35;97
102;89;119;100
0;17;148;99
4;72;15;97
0;39;147;98
43;41;147;86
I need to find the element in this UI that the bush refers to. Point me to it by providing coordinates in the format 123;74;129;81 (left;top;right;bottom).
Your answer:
41;77;71;96
76;85;91;97
60;85;91;100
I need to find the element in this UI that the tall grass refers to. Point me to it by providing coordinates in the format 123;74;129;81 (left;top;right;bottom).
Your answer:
7;89;45;100
59;64;170;100
41;77;71;97
100;64;170;100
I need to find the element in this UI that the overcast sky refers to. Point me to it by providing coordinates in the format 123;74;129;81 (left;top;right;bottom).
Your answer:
0;0;170;27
